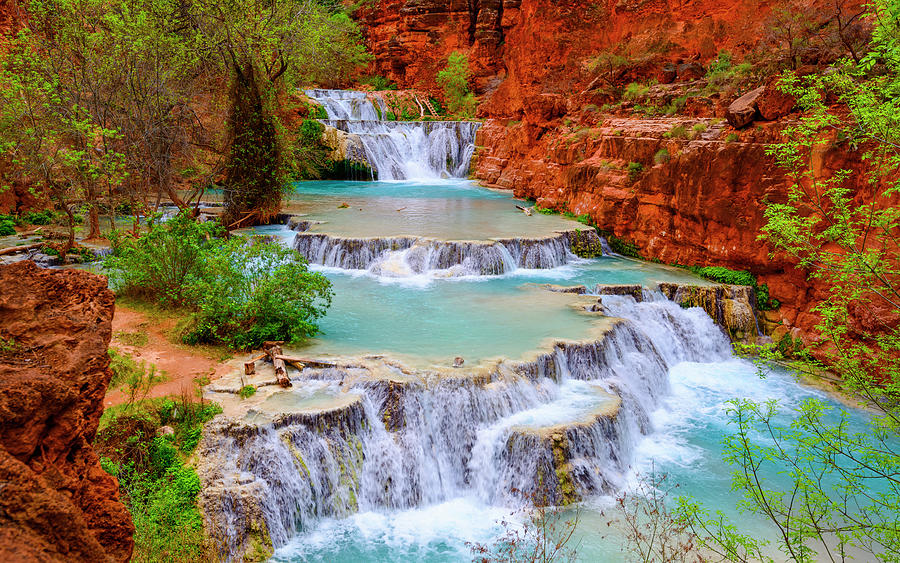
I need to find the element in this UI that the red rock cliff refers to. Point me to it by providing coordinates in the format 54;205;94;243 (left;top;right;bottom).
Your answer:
357;0;811;116
0;261;134;562
356;0;868;341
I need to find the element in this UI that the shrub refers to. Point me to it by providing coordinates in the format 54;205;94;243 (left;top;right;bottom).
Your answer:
654;148;671;164
104;213;224;306
623;82;649;100
23;210;55;225
308;103;328;119
96;396;222;562
725;133;740;143
663;124;690;139
437;51;477;118
104;212;333;350
181;237;332;350
692;123;707;135
627;161;644;181
360;75;397;90
239;384;257;399
609;236;641;258
0;218;14;236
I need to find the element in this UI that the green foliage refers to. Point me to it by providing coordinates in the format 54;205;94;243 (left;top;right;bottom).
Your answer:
623;82;649;100
692;123;707;134
239;385;257;399
627;161;644;181
308;104;329;120
180;236;332;350
104;212;332;350
0;218;14;236
360;75;397;90
437;51;477;118
653;148;671;164
678;5;900;561
663;124;690;139
690;265;756;286
0;336;16;354
104;213;224;306
725;132;740;143
609;236;641;258
97;396;221;562
23;210;55;225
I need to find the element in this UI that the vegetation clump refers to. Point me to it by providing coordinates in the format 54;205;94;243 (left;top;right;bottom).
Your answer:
97;396;223;562
104;212;332;350
437;51;477;118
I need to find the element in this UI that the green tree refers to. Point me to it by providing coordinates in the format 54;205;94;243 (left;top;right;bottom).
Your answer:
678;2;900;560
187;0;369;226
437;50;477;118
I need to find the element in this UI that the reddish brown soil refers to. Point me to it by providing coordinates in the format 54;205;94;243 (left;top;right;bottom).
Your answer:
105;305;234;407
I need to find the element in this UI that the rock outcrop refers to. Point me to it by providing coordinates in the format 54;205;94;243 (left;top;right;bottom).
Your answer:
354;0;867;344
0;261;133;562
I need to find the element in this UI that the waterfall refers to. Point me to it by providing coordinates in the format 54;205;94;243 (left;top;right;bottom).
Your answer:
304;89;481;181
197;293;733;560
292;230;598;278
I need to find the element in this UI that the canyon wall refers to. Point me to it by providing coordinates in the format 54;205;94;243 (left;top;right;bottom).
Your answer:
356;0;865;340
357;0;801;116
0;261;133;562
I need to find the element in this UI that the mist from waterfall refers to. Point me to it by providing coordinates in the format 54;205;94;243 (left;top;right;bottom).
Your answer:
304;89;480;181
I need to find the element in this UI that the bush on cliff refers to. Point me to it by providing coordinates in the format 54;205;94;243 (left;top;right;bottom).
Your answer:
104;212;332;350
98;396;222;563
437;51;477;118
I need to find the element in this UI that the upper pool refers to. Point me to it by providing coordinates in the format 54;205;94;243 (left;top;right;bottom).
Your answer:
284;180;581;240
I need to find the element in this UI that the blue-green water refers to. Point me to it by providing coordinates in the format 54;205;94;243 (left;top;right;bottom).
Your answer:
239;179;873;563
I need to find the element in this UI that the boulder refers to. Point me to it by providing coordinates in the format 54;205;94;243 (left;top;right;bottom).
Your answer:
757;77;796;121
726;86;765;129
677;62;704;81
659;62;677;84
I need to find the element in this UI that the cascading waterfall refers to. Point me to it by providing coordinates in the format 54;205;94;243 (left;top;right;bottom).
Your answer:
197;291;734;560
292;230;596;278
304;89;480;181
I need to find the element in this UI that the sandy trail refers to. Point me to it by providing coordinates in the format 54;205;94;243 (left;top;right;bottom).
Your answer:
104;304;236;406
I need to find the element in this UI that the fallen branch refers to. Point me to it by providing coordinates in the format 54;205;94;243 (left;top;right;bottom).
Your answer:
276;354;336;369
0;242;43;257
262;342;291;387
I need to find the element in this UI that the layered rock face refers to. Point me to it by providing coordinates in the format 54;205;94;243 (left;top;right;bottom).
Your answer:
473;117;837;336
357;0;805;115
0;261;133;562
355;0;866;340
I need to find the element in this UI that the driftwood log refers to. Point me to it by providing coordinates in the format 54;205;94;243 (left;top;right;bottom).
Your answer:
262;342;291;387
0;242;43;257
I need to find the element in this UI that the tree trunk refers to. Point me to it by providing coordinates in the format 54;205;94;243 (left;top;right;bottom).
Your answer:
222;61;282;227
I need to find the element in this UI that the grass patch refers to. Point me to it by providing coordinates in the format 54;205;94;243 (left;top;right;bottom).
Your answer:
96;395;223;562
115;329;149;348
653;148;670;164
239;385;257;399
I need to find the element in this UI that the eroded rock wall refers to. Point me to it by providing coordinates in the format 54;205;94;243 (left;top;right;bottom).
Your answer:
0;261;133;562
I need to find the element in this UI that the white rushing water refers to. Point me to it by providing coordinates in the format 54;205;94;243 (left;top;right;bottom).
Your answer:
291;230;592;280
198;292;740;560
304;89;480;181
